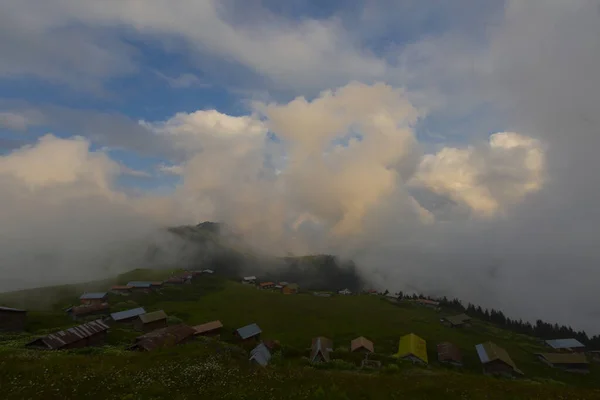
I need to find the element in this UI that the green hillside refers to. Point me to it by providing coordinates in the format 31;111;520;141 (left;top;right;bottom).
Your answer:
1;272;599;399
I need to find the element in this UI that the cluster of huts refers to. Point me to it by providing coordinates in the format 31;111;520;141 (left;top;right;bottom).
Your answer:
1;273;598;376
243;276;299;295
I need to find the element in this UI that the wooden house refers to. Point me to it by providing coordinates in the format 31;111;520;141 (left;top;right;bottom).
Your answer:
476;342;523;377
192;320;223;338
351;336;374;354
394;333;428;364
0;306;27;332
310;337;333;363
437;342;463;366
536;353;590;374
134;310;168;332
26;320;109;350
79;292;108;305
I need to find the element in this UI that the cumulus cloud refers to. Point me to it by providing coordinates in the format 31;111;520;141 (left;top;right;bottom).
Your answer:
411;132;545;217
0;112;30;131
2;0;600;336
0;135;189;292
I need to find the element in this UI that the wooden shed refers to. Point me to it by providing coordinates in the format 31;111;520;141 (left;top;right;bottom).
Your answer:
26;319;109;350
0;306;27;332
437;342;462;366
476;342;523;377
134;310;168;332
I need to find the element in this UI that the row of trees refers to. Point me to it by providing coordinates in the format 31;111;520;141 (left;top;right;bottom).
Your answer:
393;291;600;350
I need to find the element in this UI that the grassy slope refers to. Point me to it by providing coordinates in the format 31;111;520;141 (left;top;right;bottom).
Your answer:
1;273;600;399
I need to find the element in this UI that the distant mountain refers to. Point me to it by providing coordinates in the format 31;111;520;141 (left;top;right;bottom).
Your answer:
164;221;365;292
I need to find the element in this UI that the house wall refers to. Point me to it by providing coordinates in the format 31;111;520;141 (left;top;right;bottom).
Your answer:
81;298;107;305
483;360;514;376
197;328;222;338
0;310;26;332
136;319;167;333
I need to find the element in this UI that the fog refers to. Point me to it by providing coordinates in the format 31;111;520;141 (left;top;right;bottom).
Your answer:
1;1;600;334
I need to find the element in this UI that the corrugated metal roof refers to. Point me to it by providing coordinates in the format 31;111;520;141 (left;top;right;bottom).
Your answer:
80;292;108;300
250;343;272;366
127;281;152;288
132;324;195;351
111;307;146;321
70;303;109;316
27;319;109;349
351;336;374;353
536;352;589;365
437;342;462;363
310;337;333;362
236;323;262;339
395;333;428;363
0;306;26;313
139;310;167;324
202;269;214;274
193;320;223;334
546;338;585;349
243;276;257;281
475;342;522;374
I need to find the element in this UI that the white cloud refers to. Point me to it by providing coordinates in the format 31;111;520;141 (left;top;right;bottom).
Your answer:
0;112;29;131
1;0;387;93
411;132;545;217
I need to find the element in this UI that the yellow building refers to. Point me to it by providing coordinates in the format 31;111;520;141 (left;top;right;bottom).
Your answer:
394;333;428;364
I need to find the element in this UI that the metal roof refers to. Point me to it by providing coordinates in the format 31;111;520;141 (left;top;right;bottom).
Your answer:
127;281;152;288
26;319;109;349
250;343;272;366
536;352;589;365
236;323;262;339
243;276;257;281
0;306;26;313
80;292;108;300
475;342;522;374
310;337;333;362
193;320;223;334
437;342;462;363
111;285;133;290
202;269;214;274
131;324;196;351
545;338;585;349
111;307;146;321
351;336;374;353
395;333;428;364
139;310;167;324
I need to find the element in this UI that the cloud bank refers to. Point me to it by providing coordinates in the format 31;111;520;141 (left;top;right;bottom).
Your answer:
1;1;600;334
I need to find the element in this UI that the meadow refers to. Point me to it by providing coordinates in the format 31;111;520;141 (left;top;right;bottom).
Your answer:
1;270;599;399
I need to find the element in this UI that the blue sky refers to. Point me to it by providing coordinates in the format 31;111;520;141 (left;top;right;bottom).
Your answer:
0;0;505;192
3;1;600;333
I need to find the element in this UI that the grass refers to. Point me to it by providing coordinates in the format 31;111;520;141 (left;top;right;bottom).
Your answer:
2;272;600;399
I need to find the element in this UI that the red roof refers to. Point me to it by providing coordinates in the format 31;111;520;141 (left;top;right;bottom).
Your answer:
192;320;223;334
259;282;275;287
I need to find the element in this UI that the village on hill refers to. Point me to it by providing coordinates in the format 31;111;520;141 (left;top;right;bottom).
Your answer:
1;268;600;399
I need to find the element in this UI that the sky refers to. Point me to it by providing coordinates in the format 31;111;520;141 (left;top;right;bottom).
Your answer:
1;0;600;333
